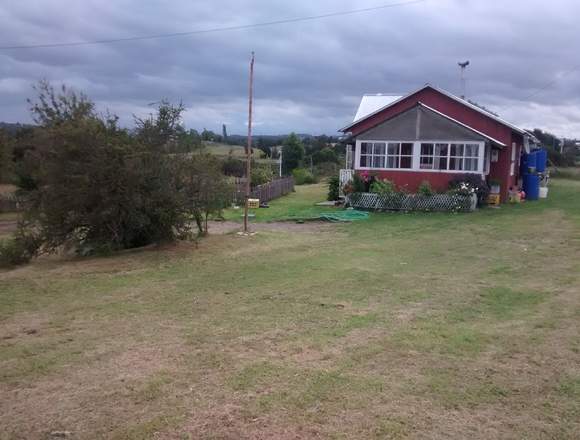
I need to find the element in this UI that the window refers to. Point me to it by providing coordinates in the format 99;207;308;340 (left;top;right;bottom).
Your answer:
387;142;413;169
359;142;412;169
420;143;449;170
359;142;385;168
419;142;479;172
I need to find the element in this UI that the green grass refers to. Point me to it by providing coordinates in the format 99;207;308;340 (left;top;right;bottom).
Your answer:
223;182;338;222
1;179;580;439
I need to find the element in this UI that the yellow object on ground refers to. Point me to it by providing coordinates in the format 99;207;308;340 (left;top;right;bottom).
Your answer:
487;194;501;205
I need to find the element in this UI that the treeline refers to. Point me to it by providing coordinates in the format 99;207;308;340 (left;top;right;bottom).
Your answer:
530;128;578;167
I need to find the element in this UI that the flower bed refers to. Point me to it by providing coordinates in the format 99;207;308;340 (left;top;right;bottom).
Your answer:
346;192;477;212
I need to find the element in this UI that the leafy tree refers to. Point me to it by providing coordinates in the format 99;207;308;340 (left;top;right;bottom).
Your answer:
312;147;339;165
17;82;193;255
182;153;232;235
0;129;14;183
282;133;304;174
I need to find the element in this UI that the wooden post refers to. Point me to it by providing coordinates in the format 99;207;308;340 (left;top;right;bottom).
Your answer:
243;52;255;233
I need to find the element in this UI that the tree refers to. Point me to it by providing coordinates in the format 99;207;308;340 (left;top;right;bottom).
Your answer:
17;82;193;255
282;133;305;174
312;147;339;165
0;129;14;183
182;153;232;235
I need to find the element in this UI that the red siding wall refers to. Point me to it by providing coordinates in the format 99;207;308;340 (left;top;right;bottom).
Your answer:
367;171;463;193
349;87;520;201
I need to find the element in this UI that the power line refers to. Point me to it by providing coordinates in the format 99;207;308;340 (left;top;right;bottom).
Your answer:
521;65;579;100
0;0;426;51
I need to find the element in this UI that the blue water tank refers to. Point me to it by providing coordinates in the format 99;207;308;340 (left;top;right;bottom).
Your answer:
523;173;540;200
526;151;537;173
535;149;547;173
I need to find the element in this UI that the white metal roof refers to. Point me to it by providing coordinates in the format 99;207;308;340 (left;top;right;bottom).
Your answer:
353;94;402;122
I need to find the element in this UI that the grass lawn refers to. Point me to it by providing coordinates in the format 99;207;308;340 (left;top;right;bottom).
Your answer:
223;183;337;222
1;179;580;439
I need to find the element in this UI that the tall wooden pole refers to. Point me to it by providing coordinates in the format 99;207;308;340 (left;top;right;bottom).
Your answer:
243;52;255;233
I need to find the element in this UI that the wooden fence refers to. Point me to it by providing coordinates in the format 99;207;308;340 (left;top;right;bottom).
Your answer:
233;176;294;204
346;192;477;212
0;193;22;213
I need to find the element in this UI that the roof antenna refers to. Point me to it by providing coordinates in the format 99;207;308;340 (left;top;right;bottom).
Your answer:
458;60;470;99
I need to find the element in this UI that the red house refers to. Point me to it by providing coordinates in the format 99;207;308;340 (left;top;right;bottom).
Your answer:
340;85;538;202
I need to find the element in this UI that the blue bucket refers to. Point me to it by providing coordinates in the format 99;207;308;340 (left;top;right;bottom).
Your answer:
535;149;547;173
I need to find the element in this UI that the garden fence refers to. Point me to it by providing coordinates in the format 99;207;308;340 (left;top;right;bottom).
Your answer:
233;176;294;204
346;192;477;212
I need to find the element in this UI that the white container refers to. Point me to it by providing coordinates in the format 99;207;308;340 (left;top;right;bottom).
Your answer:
539;187;548;199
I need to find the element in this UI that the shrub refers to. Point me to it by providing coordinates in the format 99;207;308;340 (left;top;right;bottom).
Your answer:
292;168;316;185
448;174;489;205
0;227;41;267
251;166;274;186
417;180;434;196
352;173;367;193
327;176;340;201
370;179;395;195
222;156;245;177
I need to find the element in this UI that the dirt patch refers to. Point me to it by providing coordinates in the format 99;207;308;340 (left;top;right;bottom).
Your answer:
207;220;336;235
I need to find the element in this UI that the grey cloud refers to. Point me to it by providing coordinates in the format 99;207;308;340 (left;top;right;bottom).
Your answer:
1;0;580;136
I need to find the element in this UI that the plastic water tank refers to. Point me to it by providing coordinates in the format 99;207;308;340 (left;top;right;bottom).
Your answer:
535;149;547;173
525;151;537;173
523;174;540;200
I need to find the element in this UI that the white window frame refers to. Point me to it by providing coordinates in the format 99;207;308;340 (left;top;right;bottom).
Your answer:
355;140;485;174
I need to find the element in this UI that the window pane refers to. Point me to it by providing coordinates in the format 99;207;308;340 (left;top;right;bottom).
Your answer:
360;155;371;167
449;157;463;170
420;156;433;169
465;144;479;157
436;156;448;170
387;156;399;168
387;143;400;155
400;156;412;169
361;142;372;155
373;142;386;155
401;143;413;156
421;143;434;155
373;155;385;168
435;143;448;156
465;158;478;171
450;143;464;157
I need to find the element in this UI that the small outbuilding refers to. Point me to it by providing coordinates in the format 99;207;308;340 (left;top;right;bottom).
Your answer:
340;85;538;202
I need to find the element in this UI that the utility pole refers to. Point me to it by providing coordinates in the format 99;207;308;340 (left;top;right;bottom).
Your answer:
279;147;283;177
243;52;255;234
458;60;470;99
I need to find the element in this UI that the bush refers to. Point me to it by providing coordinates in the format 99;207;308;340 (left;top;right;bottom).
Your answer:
251;166;274;186
292;168;317;185
327;176;340;201
418;180;434;196
352;173;367;193
221;156;245;177
0;228;40;267
370;179;395;195
448;174;489;206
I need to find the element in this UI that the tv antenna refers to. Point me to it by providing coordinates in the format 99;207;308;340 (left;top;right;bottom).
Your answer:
458;60;470;99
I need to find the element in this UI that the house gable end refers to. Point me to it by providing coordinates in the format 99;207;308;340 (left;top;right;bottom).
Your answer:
356;105;486;142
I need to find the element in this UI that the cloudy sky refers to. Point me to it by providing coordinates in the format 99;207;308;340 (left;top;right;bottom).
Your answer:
1;0;579;137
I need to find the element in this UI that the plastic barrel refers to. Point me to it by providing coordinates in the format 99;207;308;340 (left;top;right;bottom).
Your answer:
535;149;547;173
523;173;540;200
526;151;537;173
